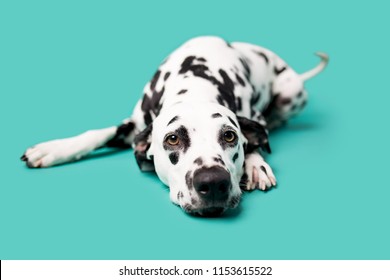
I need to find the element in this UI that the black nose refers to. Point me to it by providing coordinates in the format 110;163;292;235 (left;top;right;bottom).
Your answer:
193;166;231;202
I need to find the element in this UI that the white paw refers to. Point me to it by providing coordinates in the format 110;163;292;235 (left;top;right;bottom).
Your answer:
21;139;81;168
241;153;277;191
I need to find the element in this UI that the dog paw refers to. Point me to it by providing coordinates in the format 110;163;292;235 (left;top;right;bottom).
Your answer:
20;139;80;168
241;153;276;191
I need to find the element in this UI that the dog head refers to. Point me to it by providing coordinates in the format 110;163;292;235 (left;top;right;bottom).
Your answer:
134;102;270;216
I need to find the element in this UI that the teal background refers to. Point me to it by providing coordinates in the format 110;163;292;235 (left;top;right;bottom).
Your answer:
1;0;389;260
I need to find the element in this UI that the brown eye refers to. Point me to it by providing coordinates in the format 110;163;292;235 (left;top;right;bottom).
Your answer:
223;131;237;143
166;134;180;146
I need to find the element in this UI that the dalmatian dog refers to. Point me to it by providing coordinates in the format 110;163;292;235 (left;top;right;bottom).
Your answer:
21;36;328;216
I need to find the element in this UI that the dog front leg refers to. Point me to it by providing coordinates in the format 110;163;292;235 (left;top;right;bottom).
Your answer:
21;127;118;168
241;151;276;191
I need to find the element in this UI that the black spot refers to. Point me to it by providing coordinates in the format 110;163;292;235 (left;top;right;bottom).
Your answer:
150;70;161;91
194;157;203;165
213;156;225;166
143;111;152;125
235;73;246;86
236;97;242;111
151;86;165;111
167;116;179;126
177;89;188;95
260;165;268;175
217;69;236;111
106;121;135;148
212;113;222;118
177;126;191;152
177;191;184;200
219;69;235;94
297;91;303;98
216;95;224;106
232;153;239;163
141;94;151;110
228;116;238;128
239;57;251;79
185;171;193;190
178;55;210;78
169;152;179;165
164;72;171;81
274;66;287;75
191;197;198;205
291;104;298;111
179;56;196;74
253;51;269;64
141;71;166;125
189;64;209;76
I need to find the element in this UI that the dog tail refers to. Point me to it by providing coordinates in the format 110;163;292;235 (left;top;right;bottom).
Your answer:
300;52;329;81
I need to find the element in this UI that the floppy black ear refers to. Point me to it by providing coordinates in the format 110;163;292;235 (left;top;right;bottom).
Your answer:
133;123;155;172
237;116;271;154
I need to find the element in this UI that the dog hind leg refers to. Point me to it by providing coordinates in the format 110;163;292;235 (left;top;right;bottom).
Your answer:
264;57;308;129
264;53;328;129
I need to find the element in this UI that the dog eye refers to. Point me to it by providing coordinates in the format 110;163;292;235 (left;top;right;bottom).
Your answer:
223;131;237;143
165;134;180;146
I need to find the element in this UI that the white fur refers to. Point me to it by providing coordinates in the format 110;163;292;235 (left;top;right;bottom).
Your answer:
24;127;116;167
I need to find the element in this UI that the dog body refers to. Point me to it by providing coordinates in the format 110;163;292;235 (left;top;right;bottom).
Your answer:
21;36;328;216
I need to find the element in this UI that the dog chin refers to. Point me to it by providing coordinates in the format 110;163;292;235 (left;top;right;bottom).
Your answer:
181;194;241;217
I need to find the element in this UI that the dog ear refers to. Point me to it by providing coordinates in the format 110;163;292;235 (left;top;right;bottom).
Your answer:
237;116;271;154
134;123;155;172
